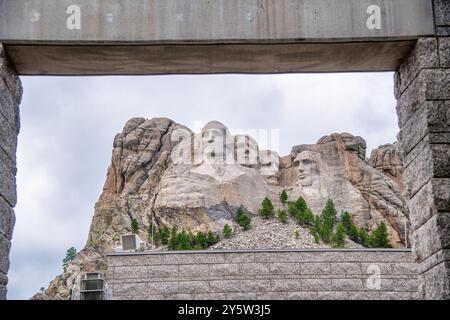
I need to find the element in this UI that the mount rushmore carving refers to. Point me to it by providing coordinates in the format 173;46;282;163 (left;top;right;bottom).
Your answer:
87;117;410;253
46;116;411;299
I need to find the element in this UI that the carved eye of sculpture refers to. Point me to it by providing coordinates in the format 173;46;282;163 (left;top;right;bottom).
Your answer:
301;159;313;165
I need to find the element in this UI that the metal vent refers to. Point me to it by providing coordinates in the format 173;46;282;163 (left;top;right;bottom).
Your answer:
122;234;140;251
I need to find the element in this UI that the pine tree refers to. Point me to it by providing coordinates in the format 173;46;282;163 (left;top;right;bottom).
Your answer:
341;211;352;232
278;209;287;224
194;232;208;249
236;207;251;230
332;223;346;248
223;224;232;238
288;202;299;218
358;228;369;247
259;197;275;219
294;196;308;213
303;208;314;226
348;223;359;242
63;247;77;269
207;230;219;247
311;216;322;243
131;218;139;234
160;226;170;245
369;222;391;248
280;190;288;205
177;230;191;250
322;199;337;229
168;226;178;250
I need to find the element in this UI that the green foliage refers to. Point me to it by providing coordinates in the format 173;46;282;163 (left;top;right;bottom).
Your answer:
311;216;322;243
236;207;251;230
177;230;192;250
348;223;359;242
167;227;220;251
207;231;220;247
309;199;339;244
358;228;369;247
341;211;352;232
160;226;170;245
280;190;288;205
368;222;391;248
294;197;308;213
340;211;359;242
288;197;314;227
294;230;300;239
278;209;287;224
63;247;77;269
322;199;337;229
296;208;314;226
223;224;233;238
194;232;208;249
168;226;178;250
332;223;346;248
288;203;298;218
131;218;139;234
259;197;275;219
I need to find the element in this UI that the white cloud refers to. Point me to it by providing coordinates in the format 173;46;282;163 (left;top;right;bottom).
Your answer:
8;73;398;299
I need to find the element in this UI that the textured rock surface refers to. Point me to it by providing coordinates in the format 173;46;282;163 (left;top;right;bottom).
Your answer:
283;133;410;247
45;118;411;299
210;216;361;250
0;43;21;300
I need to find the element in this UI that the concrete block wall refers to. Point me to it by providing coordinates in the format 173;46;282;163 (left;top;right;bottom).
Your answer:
0;43;21;300
394;0;450;300
107;249;419;300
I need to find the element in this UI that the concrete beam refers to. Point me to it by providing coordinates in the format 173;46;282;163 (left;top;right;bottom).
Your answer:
0;0;435;74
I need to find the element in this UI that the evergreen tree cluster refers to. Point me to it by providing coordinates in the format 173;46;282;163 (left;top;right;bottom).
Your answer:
165;226;220;251
288;196;314;227
147;223;170;246
338;211;391;248
311;199;338;245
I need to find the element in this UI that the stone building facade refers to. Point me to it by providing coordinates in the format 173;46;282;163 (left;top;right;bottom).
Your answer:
394;0;450;299
0;44;22;300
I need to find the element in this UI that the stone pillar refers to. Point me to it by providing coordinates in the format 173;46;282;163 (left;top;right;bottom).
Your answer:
395;0;450;300
0;43;22;300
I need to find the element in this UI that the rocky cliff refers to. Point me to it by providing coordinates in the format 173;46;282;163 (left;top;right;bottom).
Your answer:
45;117;410;299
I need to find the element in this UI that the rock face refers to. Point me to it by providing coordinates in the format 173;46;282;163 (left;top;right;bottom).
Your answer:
46;118;410;299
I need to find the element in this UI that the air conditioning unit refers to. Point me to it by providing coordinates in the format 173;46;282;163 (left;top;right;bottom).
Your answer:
80;272;106;301
121;234;141;251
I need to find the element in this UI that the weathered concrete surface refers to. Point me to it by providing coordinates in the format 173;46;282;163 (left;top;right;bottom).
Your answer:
107;249;420;300
0;0;435;74
0;43;21;300
395;0;450;300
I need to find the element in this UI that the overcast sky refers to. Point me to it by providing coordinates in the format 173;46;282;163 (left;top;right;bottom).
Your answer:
7;73;398;299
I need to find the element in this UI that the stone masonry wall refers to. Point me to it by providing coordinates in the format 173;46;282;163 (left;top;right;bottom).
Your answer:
0;43;22;300
395;0;450;300
107;249;419;300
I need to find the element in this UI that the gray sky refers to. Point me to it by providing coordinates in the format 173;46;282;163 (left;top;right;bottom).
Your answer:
8;73;398;299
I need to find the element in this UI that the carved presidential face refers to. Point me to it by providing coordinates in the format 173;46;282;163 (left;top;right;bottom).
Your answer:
199;121;231;164
235;135;259;168
260;150;280;180
294;151;320;186
202;128;225;161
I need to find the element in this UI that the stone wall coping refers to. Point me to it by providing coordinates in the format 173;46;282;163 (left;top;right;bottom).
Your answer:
107;248;414;257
